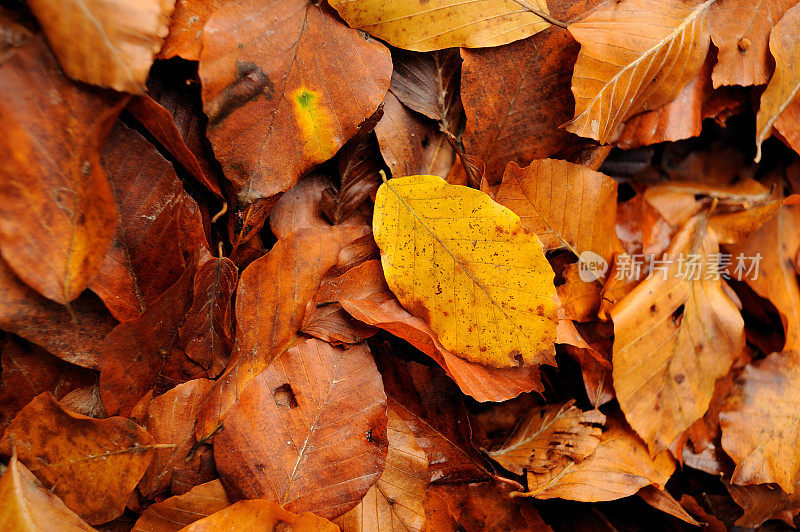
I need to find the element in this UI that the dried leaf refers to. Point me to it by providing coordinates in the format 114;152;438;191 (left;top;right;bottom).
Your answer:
0;34;125;304
214;339;387;519
721;351;800;493
321;137;382;226
178;500;338;532
328;0;552;52
727;481;800;528
565;0;713;143
709;0;797;87
637;485;702;526
199;0;391;202
335;408;428;531
557;263;602;322
496;159;621;264
27;0;174;92
373;175;559;368
524;416;675;501
755;3;800;161
488;401;605;477
132;480;230;532
270;174;336;239
160;0;225;61
0;393;156;524
0;450;95;531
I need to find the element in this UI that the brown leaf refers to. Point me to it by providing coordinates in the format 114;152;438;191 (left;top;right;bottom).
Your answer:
138;379;214;499
611;214;745;453
524;416;675;501
160;0;225;61
557;263;602;322
0;34;125;304
100;263;203;417
0;450;95;531
726;197;800;351
199;0;391;203
0;338;96;436
178;258;237;378
565;0;713;143
27;0;174;93
92;122;210;322
0;258;117;370
709;0;797;87
337;261;545;402
214;338;387;520
270;174;336;239
195;227;364;439
321;137;382;226
727;481;800;528
132;479;230;532
755;3;800;162
721;351;800;493
496;159;621;264
178;499;338;532
374;92;456;178
708;198;782;245
0;393;156;524
488;401;605;477
637;485;702;526
335;407;429;531
60;384;108;419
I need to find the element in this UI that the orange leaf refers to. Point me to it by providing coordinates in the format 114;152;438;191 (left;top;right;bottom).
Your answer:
178;500;338;532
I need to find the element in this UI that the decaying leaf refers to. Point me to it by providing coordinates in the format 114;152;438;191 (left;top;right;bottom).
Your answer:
0;450;95;531
160;0;225;61
755;3;800;161
335;408;429;531
721;351;800;493
565;0;713;143
27;0;174;92
523;416;675;501
199;0;391;202
328;0;552;52
488;401;605;477
611;214;744;454
0;393;156;524
373;175;559;368
0;34;125;305
214;339;388;519
132;479;230;532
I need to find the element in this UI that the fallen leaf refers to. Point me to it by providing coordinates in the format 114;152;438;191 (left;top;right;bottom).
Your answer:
195;227;364;439
0;258;117;370
335;407;428;531
132;480;230;532
487;401;605;477
159;0;225;61
338;261;545;402
178;500;338;532
557;263;602;322
0;34;125;304
178;258;237;378
727;481;800;528
755;3;800;161
199;0;391;203
321;136;382;226
0;450;95;531
720;351;800;493
679;494;728;531
565;0;713;143
637;485;702;526
708;198;782;244
374;92;456;178
138;379;214;498
0;393;156;524
611;214;745;453
709;0;797;88
373;175;559;368
27;0;174;92
328;0;552;52
270;174;336;239
497;159;621;264
523;416;675;501
60;384;108;419
726;197;800;351
0;338;96;436
214;338;387;519
92;122;210;322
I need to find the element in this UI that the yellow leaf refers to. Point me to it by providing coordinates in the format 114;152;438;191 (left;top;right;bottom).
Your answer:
328;0;552;52
373;175;559;368
565;0;713;143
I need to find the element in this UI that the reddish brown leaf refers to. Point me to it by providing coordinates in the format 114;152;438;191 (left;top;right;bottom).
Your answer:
727;481;800;528
179;499;338;532
0;258;117;370
92;122;210;322
0;34;125;304
160;0;225;61
214;338;387;519
132;479;230;532
199;0;391;203
0;393;156;524
637;486;702;526
270;174;335;240
320;137;382;226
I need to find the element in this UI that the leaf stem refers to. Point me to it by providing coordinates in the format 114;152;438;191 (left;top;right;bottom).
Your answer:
511;0;569;29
